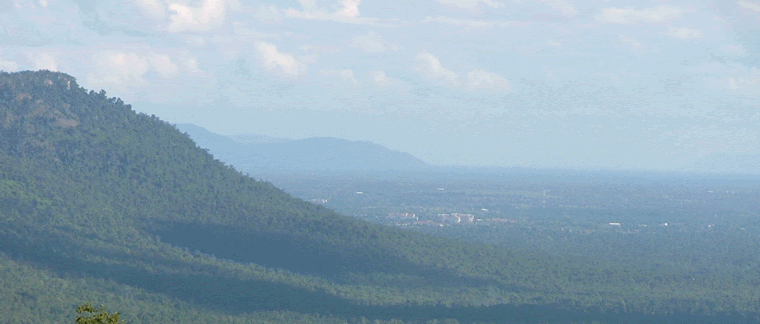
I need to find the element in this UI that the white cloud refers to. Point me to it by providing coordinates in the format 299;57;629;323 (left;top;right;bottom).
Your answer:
298;0;318;11
595;5;683;24
87;52;150;86
435;0;504;9
415;52;458;85
466;69;511;92
368;71;409;91
297;54;318;64
689;62;760;96
134;0;166;19
168;0;226;32
421;16;527;28
254;5;282;23
321;69;358;84
27;53;58;71
539;0;578;18
334;0;360;18
712;67;760;95
340;69;357;83
737;1;760;14
619;35;642;49
0;57;18;72
11;0;39;10
147;54;179;78
666;27;703;39
284;0;386;25
371;70;409;87
352;32;402;53
547;40;562;47
86;52;189;87
254;41;307;76
717;44;748;57
414;54;510;92
371;71;391;86
181;57;203;73
726;68;760;92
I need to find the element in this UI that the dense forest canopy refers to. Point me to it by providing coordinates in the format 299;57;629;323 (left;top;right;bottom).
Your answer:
1;70;759;323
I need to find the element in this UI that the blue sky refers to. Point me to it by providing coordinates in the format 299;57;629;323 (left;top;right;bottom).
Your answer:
1;0;759;170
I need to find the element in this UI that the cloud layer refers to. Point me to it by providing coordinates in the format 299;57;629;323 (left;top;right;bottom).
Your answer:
1;0;758;170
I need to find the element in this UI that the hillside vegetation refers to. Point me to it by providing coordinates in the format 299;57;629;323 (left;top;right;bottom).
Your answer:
0;70;758;323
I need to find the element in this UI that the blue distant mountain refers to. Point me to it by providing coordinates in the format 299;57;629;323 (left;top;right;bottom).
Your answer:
176;123;429;173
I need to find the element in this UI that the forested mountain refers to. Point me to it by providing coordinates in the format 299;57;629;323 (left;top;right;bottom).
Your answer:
175;123;429;174
0;70;758;323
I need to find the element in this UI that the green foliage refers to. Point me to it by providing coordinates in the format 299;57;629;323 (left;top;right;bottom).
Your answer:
0;70;758;324
75;304;123;324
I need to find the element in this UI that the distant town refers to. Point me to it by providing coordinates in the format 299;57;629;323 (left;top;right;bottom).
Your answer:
281;174;754;240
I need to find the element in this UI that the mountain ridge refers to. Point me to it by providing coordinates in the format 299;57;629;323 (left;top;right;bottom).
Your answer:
0;70;556;323
1;70;759;323
175;123;429;173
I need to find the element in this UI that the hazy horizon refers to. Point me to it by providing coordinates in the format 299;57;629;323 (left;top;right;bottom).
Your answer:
2;0;758;171
179;122;760;176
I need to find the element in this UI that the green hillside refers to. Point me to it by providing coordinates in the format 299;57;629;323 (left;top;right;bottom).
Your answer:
0;70;757;323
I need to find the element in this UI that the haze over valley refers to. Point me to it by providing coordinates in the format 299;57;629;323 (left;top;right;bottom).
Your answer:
2;0;760;322
3;67;760;324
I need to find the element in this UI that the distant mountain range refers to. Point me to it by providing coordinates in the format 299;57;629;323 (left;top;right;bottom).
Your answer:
177;123;760;177
175;123;429;174
0;70;542;323
1;70;657;324
3;71;760;323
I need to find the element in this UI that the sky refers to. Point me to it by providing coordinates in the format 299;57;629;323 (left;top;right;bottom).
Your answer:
1;0;759;170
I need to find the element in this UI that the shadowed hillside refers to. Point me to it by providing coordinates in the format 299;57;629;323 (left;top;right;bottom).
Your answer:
1;71;760;323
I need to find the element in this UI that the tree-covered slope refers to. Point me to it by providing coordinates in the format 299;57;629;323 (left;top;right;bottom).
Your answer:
0;70;758;323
